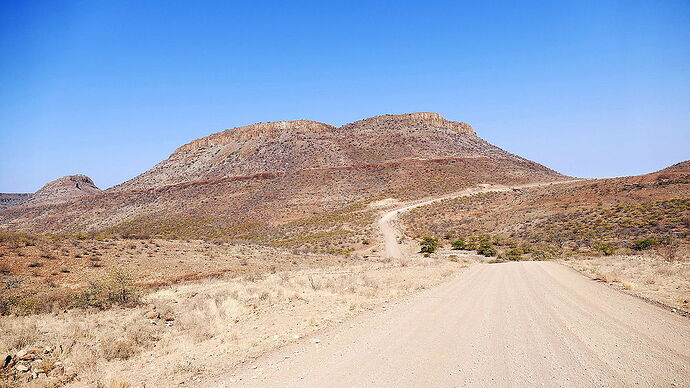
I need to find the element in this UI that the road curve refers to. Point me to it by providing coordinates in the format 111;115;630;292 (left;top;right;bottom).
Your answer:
378;181;580;259
212;261;690;387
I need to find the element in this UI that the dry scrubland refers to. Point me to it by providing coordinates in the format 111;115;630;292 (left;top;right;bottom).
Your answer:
0;233;465;387
0;112;686;386
0;233;351;316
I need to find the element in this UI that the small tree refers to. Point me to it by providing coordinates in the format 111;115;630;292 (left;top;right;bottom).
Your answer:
419;236;439;254
105;267;136;305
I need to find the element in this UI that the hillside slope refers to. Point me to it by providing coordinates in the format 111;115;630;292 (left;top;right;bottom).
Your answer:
403;160;690;254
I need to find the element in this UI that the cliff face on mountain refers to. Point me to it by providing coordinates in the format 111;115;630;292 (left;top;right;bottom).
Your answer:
0;112;565;238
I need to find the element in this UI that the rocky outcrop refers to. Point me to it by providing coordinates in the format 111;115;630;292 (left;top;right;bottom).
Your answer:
342;112;475;136
175;120;336;153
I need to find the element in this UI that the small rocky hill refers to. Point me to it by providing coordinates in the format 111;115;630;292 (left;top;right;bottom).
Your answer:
25;175;101;207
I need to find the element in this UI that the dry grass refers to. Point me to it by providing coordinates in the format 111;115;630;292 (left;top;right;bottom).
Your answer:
0;256;466;387
562;253;690;311
0;236;352;316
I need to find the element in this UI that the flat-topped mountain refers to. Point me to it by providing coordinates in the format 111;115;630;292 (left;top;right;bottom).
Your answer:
114;112;532;191
0;112;565;248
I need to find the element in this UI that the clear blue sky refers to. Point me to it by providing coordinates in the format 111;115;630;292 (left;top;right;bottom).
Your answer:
1;0;688;192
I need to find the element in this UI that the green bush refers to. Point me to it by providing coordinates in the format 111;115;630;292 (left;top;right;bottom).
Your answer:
451;239;466;250
596;243;616;256
419;236;440;254
531;249;554;260
506;248;524;260
631;238;658;251
477;242;497;257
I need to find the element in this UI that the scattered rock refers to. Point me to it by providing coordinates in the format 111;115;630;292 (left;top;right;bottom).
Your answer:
18;349;42;361
15;363;29;372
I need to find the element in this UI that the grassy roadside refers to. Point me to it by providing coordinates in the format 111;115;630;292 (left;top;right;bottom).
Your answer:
1;255;468;387
561;254;690;314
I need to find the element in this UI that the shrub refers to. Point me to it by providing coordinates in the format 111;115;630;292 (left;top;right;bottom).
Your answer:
451;239;466;250
631;238;658;251
476;242;497;257
419;236;439;254
531;249;554;260
73;267;140;308
506;248;523;260
104;268;138;305
596;243;616;256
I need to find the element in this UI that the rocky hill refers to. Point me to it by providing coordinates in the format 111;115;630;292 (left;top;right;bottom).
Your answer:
657;160;690;174
0;175;100;211
0;112;566;250
24;175;101;207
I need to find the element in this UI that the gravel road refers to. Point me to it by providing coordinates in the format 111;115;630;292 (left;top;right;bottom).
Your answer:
213;261;690;387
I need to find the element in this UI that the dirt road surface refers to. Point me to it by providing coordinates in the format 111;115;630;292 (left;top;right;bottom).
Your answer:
211;261;690;387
